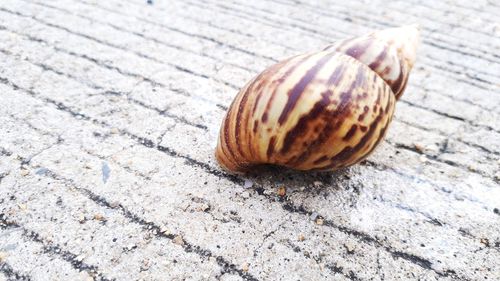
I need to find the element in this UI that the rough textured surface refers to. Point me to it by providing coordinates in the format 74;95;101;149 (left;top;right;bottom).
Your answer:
0;0;499;280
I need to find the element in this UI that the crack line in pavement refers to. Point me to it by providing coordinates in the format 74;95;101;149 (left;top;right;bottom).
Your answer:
0;213;112;281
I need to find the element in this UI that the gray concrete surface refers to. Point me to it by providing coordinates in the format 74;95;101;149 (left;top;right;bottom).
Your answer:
0;0;499;280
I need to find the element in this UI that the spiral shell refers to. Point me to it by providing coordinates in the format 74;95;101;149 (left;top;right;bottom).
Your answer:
216;25;419;173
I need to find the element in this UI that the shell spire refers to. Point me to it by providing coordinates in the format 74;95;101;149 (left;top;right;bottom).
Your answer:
325;24;419;99
216;26;420;173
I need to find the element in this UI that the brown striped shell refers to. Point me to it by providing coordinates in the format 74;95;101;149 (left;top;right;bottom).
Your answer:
216;25;419;173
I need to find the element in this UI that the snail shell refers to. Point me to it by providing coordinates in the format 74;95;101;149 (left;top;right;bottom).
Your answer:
216;25;419;173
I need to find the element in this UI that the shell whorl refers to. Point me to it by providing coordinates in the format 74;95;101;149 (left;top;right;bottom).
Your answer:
216;26;419;173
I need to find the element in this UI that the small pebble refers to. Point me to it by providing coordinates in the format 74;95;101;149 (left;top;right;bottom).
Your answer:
196;203;210;212
426;144;439;152
102;162;111;184
20;169;29;176
419;155;427;163
277;186;286;197
0;252;7;262
109;201;120;208
344;242;356;253
335;260;346;269
160;227;170;235
141;259;151;271
468;165;477;172
173;235;184;245
35;167;49;175
110;128;119;134
244;179;253;189
309;212;319;221
298;234;305;241
240;191;250;199
18;203;27;211
241;263;249;272
493;24;500;35
109;96;119;102
414;143;424;153
316;218;324;225
93;213;105;221
480;238;490;247
78;214;86;223
313;181;322;187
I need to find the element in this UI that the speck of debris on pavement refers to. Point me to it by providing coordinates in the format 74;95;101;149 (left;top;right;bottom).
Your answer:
101;162;111;183
277;186;286;197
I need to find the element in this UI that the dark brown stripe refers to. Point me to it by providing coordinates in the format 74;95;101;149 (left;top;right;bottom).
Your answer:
352;65;366;90
253;120;259;134
234;87;252;158
381;66;391;76
222;119;237;167
385;94;393;114
395;72;410;100
365;118;390;157
327;63;346;86
250;81;266;116
222;99;240;168
376;87;382;105
389;67;405;96
218;135;235;170
343;124;357;141
368;47;388;70
277;52;336;125
344;38;371;60
261;111;268;123
261;55;311;123
358;105;369;122
266;136;276;159
313;155;329;164
252;88;263;115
